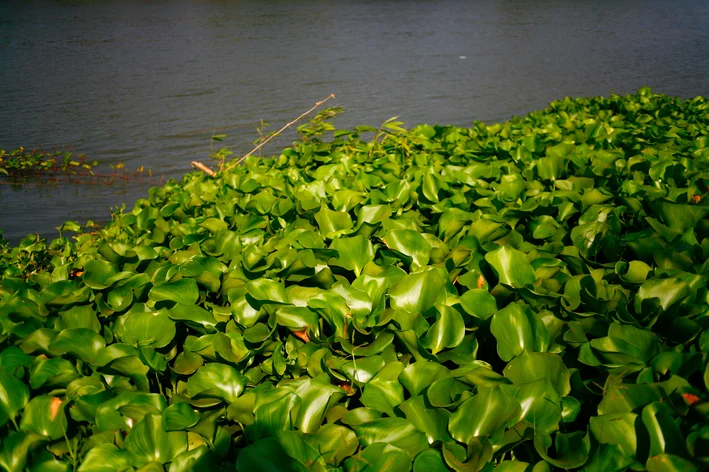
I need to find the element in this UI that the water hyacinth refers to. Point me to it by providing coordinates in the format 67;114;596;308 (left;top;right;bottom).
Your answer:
1;88;709;471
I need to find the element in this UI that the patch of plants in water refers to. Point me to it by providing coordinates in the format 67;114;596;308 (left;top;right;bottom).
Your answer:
1;87;709;471
0;147;161;187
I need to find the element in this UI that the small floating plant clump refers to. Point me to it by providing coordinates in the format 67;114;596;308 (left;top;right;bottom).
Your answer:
0;147;161;186
2;88;709;471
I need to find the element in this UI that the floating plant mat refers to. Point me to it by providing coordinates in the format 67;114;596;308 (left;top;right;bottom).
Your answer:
2;87;709;471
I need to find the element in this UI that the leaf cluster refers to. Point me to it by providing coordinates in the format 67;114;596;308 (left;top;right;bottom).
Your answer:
2;88;709;471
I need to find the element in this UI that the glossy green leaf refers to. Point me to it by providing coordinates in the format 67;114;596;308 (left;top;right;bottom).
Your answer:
0;370;30;428
19;396;67;440
590;413;637;457
448;386;520;443
162;402;200;431
399;361;450;396
646;454;699;472
304;424;358;466
501;378;561;433
0;432;46;472
353;418;429;458
293;374;345;433
491;303;549;361
484;246;536;288
118;307;176;348
48;328;106;362
315;207;353;239
344;442;412;472
187;363;246;402
503;351;570;396
422;304;465;354
77;444;132;472
642;402;686;458
389;268;447;314
168;446;216;472
331;235;375;276
82;259;119;290
459;289;497;320
124;414;187;467
533;430;590;469
148;279;199;305
382;229;432;270
413;449;449;472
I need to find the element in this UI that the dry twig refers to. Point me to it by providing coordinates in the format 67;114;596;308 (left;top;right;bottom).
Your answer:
190;161;216;177
222;94;335;174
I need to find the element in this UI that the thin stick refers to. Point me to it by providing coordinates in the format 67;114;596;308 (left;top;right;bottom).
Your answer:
191;161;216;177
223;93;335;173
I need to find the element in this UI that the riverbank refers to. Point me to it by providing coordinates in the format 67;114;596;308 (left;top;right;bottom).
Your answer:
1;89;708;471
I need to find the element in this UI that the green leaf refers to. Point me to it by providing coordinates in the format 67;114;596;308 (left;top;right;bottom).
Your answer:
246;278;289;305
168;446;216;472
442;438;493;472
57;305;101;332
331;235;375;276
0;370;30;428
162;402;200;431
533;430;590;469
503;351;570;396
77;444;132;472
342;356;385;385
20;396;67;440
0;432;47;472
48;328;106;362
82;259;119;289
167;304;217;332
187;363;247;402
484;246;536;288
400;395;452;443
382;229;432;270
448;386;520;443
459;289;497;320
29;357;80;389
390;268;447;314
304;424;358;466
590;413;637;457
235;437;307;472
124;414;187;467
491;303;549;362
95;392;167;432
118;307;176;348
642;402;686;458
148;279;199;305
399;361;450;396
501;378;561;433
646;454;699;472
315;207;353;239
421;304;465;354
414;450;449;472
634;277;691;312
344;443;412;472
353;418;429;458
361;378;405;418
293;375;345;433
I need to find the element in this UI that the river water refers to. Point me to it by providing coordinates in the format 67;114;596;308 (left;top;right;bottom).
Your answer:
2;0;709;243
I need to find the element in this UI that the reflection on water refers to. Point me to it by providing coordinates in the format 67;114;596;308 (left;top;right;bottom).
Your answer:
1;0;708;242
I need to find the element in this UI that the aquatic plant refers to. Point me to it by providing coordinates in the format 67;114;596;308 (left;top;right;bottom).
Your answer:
0;147;160;187
1;88;709;471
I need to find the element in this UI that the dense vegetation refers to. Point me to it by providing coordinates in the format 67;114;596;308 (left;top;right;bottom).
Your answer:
1;88;709;471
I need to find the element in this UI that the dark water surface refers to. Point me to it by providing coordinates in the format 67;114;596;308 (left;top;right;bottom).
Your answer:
2;0;709;243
